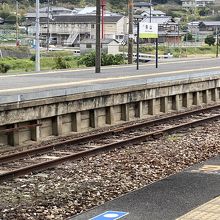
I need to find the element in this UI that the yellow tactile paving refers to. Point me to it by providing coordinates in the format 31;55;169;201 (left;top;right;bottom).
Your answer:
176;196;220;220
191;165;220;175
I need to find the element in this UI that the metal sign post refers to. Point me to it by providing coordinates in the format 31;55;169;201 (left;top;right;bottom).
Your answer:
35;0;40;72
137;21;140;70
156;38;158;68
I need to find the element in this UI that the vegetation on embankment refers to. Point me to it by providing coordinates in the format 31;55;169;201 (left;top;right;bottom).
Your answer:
0;45;218;73
139;45;218;58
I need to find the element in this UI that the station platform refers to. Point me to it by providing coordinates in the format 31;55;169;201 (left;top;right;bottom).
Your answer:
0;57;220;104
70;156;220;220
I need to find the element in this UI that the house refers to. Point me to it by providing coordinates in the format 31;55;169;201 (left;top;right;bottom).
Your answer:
80;39;120;55
187;21;220;42
198;21;220;39
139;16;183;44
181;0;215;8
199;21;220;31
25;12;128;46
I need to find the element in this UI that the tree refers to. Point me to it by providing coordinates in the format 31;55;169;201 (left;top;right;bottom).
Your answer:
205;35;215;46
183;33;193;41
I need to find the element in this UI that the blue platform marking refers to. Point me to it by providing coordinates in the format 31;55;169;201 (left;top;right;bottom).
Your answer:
89;211;129;220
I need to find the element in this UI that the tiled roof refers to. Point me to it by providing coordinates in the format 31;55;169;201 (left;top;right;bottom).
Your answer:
141;16;174;24
200;21;220;26
53;15;123;23
25;15;123;24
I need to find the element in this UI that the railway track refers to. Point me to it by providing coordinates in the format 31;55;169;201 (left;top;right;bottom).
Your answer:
0;104;220;182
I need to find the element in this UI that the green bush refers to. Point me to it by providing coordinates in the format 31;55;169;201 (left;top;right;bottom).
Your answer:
0;63;11;73
64;56;75;61
0;57;34;72
102;53;115;65
30;55;35;61
114;54;124;64
205;35;215;46
54;56;70;69
78;51;96;67
183;33;193;41
78;52;124;67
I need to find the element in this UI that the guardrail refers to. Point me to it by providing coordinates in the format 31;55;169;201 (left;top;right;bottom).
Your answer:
121;52;173;61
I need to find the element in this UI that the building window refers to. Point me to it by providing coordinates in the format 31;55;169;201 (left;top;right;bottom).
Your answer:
86;43;92;48
91;24;95;29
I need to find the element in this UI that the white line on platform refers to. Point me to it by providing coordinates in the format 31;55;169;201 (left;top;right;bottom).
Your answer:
0;57;217;78
0;66;220;94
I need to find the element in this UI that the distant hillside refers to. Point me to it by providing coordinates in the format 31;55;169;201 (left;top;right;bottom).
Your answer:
2;0;181;8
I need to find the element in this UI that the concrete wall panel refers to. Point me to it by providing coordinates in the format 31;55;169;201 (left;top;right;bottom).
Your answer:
19;122;32;143
80;110;90;131
62;114;72;134
40;118;53;138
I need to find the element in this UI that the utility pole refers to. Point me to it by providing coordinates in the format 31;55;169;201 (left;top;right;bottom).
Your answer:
16;1;19;46
46;0;50;51
101;0;106;39
136;21;140;70
216;26;219;58
95;0;101;73
128;0;133;64
35;0;40;72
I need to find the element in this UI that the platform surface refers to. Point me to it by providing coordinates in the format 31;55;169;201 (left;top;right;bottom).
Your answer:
0;57;220;104
69;156;220;220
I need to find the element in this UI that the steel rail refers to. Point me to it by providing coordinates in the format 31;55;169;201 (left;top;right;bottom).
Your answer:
0;104;220;164
0;112;220;182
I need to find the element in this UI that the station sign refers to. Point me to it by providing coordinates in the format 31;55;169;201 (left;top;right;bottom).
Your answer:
139;22;158;39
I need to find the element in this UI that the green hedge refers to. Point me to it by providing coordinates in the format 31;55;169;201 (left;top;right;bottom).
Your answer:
77;52;124;67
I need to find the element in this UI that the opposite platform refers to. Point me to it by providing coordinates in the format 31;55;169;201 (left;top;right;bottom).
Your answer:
0;57;220;104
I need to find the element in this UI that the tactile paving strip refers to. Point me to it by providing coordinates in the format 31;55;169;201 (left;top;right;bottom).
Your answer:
176;196;220;220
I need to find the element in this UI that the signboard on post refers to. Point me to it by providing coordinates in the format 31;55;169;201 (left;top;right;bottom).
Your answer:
139;22;158;39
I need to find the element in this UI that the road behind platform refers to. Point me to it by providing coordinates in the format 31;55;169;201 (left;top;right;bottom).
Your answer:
70;156;220;220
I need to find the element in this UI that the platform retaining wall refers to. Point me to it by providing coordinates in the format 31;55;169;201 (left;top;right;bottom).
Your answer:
0;76;220;146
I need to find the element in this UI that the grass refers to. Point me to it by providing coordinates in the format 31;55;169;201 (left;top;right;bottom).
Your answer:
139;45;217;58
0;45;218;74
0;56;81;73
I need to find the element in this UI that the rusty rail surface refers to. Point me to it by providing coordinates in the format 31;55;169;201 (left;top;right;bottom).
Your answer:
0;104;220;182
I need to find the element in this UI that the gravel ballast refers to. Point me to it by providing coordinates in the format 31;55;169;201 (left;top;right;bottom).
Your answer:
0;120;220;220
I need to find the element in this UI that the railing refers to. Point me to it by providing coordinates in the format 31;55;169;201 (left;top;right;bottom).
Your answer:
121;52;173;61
63;32;79;46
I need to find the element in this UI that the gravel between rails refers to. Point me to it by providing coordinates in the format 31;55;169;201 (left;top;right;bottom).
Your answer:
0;120;220;220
